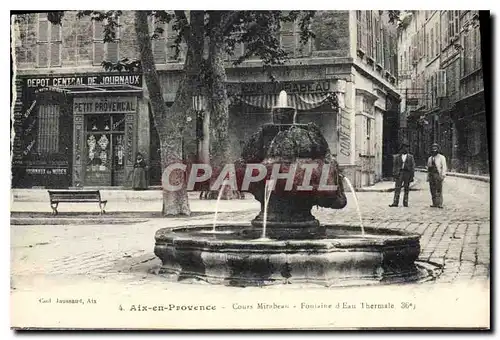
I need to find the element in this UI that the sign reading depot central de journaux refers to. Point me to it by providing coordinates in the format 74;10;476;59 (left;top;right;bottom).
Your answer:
25;74;142;88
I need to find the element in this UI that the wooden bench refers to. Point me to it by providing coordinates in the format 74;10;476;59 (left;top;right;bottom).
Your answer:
48;190;107;215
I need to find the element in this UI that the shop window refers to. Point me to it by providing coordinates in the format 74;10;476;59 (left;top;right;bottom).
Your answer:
85;114;125;175
93;19;120;66
37;105;60;154
14;13;37;66
37;13;62;67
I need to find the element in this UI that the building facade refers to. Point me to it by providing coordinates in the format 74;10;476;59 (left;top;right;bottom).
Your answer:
397;10;488;175
12;11;400;189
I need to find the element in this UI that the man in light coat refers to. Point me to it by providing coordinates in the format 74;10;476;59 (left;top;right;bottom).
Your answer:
427;143;448;208
389;142;415;207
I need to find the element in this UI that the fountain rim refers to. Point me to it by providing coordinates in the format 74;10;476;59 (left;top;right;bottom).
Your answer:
155;224;421;249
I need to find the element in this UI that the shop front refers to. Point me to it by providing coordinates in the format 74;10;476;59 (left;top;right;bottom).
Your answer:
224;80;342;161
12;73;143;189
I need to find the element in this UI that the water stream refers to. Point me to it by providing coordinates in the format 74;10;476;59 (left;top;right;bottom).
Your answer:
342;176;365;237
257;179;274;241
208;179;232;234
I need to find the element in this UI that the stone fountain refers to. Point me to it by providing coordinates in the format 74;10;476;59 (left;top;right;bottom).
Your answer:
154;91;427;287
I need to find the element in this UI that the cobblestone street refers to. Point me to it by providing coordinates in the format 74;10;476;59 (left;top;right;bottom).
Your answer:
10;172;490;290
9;172;490;329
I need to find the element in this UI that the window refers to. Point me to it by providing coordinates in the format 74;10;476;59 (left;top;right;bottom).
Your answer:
383;28;389;69
434;22;439;56
93;19;120;66
356;11;367;52
149;17;167;64
37;105;60;154
441;11;449;49
63;16;93;66
430;28;434;57
37;13;62;67
426;32;429;59
15;14;37;66
425;78;430;108
448;11;460;40
463;25;482;76
166;21;184;62
366;12;374;58
373;16;380;63
280;20;296;55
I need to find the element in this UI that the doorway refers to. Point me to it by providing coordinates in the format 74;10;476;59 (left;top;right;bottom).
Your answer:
83;114;126;186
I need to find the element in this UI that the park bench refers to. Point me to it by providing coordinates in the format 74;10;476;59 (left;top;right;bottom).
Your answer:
48;190;107;215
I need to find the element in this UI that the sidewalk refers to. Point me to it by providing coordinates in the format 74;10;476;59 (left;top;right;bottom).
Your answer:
358;179;421;192
415;168;490;183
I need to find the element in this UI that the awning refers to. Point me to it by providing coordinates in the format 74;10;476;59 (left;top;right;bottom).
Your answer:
191;93;339;112
233;93;338;111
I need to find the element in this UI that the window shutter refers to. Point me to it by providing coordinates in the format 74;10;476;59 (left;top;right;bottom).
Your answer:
166;22;178;62
149;19;166;64
37;14;49;67
50;42;61;66
437;69;447;97
38;19;49;42
93;20;104;40
366;12;373;58
93;42;105;65
153;38;167;64
280;21;295;55
49;23;61;66
106;41;119;62
430;28;434;56
93;20;105;65
38;43;49;67
448;11;453;40
356;11;362;50
434;22;439;56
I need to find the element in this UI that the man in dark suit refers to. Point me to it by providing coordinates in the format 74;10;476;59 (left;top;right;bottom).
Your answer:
389;142;415;207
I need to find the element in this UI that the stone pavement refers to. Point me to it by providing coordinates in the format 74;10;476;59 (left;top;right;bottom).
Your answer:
10;172;490;291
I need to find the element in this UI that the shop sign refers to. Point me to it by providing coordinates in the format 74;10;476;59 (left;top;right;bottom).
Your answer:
237;80;333;95
73;97;137;114
25;74;142;89
25;168;68;175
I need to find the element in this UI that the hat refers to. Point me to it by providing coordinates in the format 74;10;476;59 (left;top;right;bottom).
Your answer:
431;143;440;149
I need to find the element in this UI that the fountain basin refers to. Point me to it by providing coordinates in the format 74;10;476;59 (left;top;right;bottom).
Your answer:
154;224;425;287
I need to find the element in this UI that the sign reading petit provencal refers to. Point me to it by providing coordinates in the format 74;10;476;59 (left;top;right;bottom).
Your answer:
73;97;137;114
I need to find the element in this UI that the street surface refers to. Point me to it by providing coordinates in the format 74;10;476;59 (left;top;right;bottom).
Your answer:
9;172;491;329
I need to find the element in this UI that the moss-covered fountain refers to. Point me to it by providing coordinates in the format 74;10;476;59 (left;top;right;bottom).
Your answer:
154;91;428;287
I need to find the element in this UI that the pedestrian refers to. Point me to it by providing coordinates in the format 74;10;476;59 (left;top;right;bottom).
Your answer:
389;142;415;207
427;143;447;208
132;152;148;190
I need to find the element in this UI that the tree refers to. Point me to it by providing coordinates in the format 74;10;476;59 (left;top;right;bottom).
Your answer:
42;10;315;214
39;10;400;215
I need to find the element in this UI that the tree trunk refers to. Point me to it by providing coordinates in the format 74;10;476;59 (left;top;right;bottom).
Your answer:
205;13;238;200
135;11;204;215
